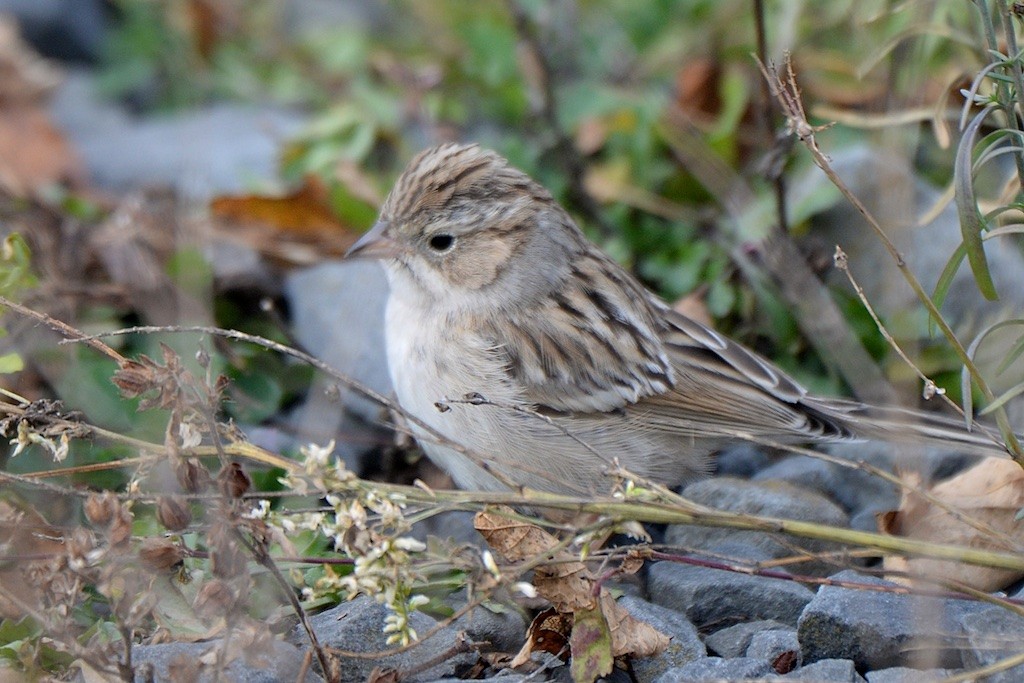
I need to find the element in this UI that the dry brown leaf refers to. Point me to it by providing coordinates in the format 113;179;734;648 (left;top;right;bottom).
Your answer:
601;591;670;659
509;607;572;668
674;57;722;120
881;457;1024;591
475;508;670;668
474;508;565;563
210;176;358;264
0;18;82;197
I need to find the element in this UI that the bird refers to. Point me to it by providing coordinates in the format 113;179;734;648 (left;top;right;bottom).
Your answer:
345;142;1009;497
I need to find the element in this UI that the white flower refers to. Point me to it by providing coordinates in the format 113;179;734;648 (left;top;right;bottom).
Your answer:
300;439;336;471
482;550;500;579
392;537;426;552
514;582;538;598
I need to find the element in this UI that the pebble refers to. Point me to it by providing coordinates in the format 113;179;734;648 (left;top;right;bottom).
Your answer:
705;619;793;658
667;476;850;577
286;595;476;682
648;554;815;629
654;656;774;682
618;595;705;681
787;658;865;682
798;570;986;671
122;639;322;683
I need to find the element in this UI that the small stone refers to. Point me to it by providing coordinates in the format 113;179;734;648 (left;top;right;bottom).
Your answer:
705;620;792;658
649;554;815;630
410;510;482;548
284;261;393;475
797;570;984;671
289;596;474;682
787;658;865;682
958;606;1024;682
654;656;774;682
617;595;705;681
747;628;801;671
450;601;526;653
713;443;773;477
753;452;896;517
666;477;849;577
127;639;322;683
864;667;954;682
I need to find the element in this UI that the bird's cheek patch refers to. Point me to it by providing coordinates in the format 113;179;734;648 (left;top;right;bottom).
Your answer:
449;237;513;290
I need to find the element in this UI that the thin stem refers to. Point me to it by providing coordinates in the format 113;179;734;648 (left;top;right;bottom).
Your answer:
997;0;1024;193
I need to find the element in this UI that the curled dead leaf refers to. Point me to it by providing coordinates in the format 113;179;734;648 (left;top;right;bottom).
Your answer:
881;457;1024;591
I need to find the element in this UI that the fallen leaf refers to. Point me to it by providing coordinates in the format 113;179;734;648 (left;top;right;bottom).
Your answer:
674;57;722;120
881;457;1024;591
570;602;614;683
474;508;565;563
475;507;670;670
210;176;359;264
602;591;669;659
509;607;572;668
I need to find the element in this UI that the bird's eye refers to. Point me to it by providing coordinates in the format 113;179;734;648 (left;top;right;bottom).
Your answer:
428;234;455;252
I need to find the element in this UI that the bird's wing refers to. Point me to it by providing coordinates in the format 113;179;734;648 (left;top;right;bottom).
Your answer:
478;252;676;413
636;308;862;440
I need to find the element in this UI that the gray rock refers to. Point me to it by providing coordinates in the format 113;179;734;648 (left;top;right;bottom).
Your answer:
450;601;526;654
411;510;482;548
284;261;392;474
787;658;865;682
714;443;773;477
0;0;106;62
958;606;1024;682
290;596;474;682
50;69;306;198
655;656;775;682
849;505;891;534
748;628;801;669
125;639;322;683
864;667;953;682
752;453;896;517
667;477;849;577
618;595;705;681
648;557;814;630
798;570;983;671
705;620;793;658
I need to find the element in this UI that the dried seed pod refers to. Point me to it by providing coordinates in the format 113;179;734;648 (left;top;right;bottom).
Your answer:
139;538;184;571
218;462;251;500
156;496;192;532
107;503;134;549
208;521;248;579
176;457;211;494
84;491;118;527
194;578;236;620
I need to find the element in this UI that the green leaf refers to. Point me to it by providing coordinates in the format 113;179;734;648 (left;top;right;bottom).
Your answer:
979;380;1024;416
0;352;24;374
0;233;39;299
230;371;285;424
570;604;613;683
929;241;967;335
953;108;998;300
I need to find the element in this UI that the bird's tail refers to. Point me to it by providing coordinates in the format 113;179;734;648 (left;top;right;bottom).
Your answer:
809;397;1015;457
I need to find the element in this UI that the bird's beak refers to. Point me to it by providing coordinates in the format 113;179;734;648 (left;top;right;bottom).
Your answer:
345;220;400;260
